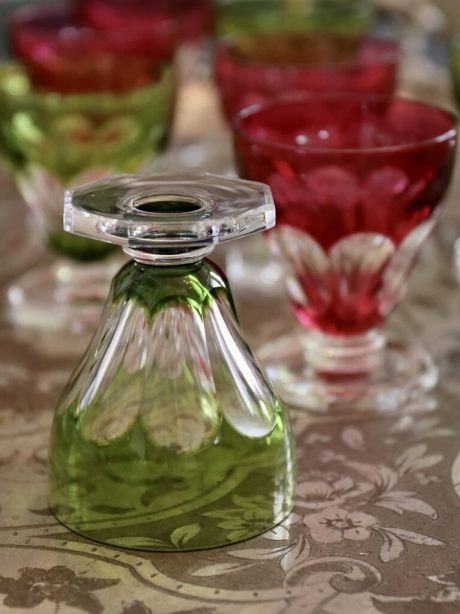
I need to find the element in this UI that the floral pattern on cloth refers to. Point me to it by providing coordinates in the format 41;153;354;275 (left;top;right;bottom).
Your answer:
0;566;118;613
2;298;460;613
303;507;378;544
296;470;374;510
188;417;447;583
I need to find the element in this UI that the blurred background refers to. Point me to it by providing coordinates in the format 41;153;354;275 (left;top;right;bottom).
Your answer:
0;1;455;73
0;0;56;58
0;0;460;336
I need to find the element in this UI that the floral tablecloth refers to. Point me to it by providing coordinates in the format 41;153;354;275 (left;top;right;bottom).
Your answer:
1;48;460;613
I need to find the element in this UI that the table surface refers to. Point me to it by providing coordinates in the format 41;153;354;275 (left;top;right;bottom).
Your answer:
1;41;460;614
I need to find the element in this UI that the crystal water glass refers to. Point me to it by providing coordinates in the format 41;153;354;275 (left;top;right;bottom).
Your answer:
233;94;457;414
48;173;295;550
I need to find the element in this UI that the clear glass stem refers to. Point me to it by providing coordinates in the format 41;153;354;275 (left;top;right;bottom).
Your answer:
7;257;122;332
303;329;385;375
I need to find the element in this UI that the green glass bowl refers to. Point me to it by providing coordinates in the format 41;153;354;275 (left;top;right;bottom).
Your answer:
451;36;460;110
0;63;174;261
215;0;372;37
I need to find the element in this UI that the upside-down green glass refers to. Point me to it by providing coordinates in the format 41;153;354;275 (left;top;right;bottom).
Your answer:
48;173;295;550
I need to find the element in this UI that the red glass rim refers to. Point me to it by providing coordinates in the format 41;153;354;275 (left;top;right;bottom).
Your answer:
8;4;177;51
232;93;458;155
77;0;214;41
215;34;399;70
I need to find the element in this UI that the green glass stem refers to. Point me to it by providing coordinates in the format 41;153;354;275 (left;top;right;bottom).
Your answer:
48;259;295;550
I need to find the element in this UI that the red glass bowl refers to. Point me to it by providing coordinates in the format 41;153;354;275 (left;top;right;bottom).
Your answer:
9;4;177;94
77;0;214;44
215;33;399;123
233;95;456;337
233;94;456;413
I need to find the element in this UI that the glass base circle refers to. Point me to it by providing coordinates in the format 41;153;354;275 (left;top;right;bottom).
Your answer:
51;505;293;552
225;234;285;298
258;331;438;416
7;259;121;333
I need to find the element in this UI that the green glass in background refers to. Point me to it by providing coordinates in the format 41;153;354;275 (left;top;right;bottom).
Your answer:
0;63;173;260
215;0;372;36
47;174;296;551
1;2;179;333
451;36;460;109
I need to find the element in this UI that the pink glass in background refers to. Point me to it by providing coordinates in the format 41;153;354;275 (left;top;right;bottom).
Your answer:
9;4;177;94
214;31;399;300
77;0;214;44
233;94;457;413
215;33;399;123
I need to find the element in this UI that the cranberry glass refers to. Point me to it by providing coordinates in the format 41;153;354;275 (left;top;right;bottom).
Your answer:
9;4;177;94
215;33;399;123
233;95;457;413
77;0;214;90
215;33;398;298
78;0;214;44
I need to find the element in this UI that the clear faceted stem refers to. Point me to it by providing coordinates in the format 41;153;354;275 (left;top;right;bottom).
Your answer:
303;329;385;375
7;257;121;332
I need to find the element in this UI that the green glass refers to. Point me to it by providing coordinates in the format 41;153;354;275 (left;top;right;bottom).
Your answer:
451;36;460;110
216;0;372;36
49;260;294;550
48;174;295;551
0;63;173;260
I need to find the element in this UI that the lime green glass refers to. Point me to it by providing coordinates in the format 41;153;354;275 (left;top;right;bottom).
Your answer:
48;173;295;550
451;36;460;109
0;63;173;260
215;0;372;36
0;63;174;330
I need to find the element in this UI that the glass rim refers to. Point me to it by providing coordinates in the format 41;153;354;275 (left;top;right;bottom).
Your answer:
0;62;173;105
215;34;400;71
232;92;458;155
8;3;178;45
